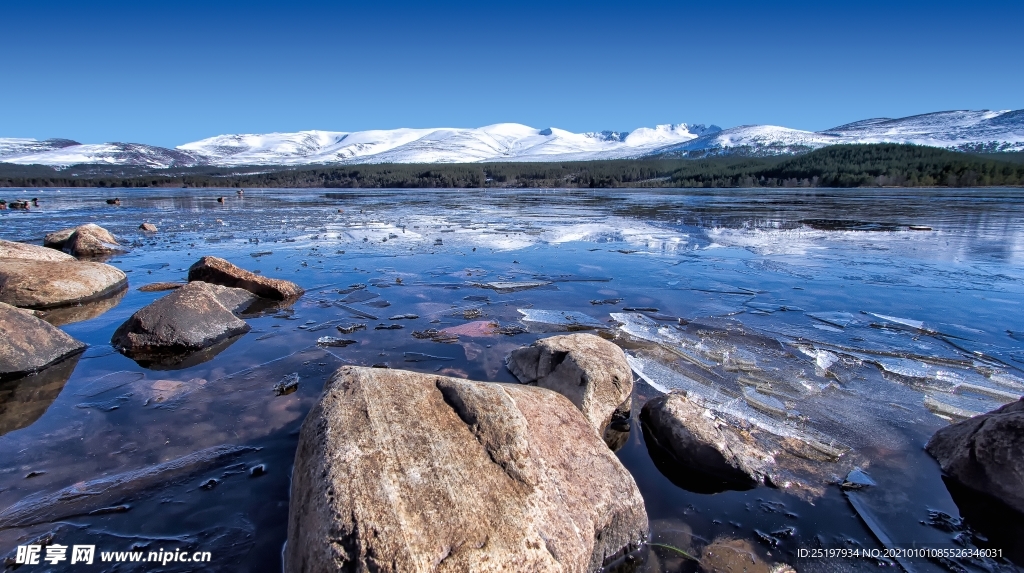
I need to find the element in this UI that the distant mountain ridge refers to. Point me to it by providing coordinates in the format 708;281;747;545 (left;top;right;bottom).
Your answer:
1;109;1021;168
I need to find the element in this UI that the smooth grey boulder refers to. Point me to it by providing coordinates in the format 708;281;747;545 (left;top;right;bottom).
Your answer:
287;366;648;573
506;333;633;433
0;302;86;380
111;281;255;366
44;223;125;258
926;398;1024;515
188;256;304;301
0;239;75;262
0;259;127;309
640;392;774;490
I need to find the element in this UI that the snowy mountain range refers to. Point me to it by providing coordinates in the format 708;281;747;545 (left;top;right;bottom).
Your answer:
1;109;1021;169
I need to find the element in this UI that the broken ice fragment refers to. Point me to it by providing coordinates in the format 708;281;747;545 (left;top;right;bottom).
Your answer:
742;387;788;417
806;312;858;328
388;314;419;320
517;309;604;329
403;352;454;362
478;281;550;292
840;468;877;490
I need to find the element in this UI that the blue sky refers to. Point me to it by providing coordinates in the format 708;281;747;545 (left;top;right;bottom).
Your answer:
2;0;1022;147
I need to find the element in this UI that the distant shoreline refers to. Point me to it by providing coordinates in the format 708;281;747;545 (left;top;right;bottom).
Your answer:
2;144;1023;190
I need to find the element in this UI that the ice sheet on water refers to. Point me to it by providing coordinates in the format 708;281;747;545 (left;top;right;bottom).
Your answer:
806;311;859;329
517;309;604;329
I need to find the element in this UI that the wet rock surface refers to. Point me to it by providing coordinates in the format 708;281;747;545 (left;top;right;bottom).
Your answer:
926;398;1024;515
188;255;304;301
0;259;128;309
44;223;125;258
0;239;75;262
0;301;87;380
640;392;772;491
111;281;256;366
287;365;648;573
0;354;80;436
506;333;633;433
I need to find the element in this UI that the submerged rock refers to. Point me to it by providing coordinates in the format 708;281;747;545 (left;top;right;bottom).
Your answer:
506;333;633;433
111;281;256;366
0;239;75;262
0;302;86;381
926;398;1024;515
0;259;128;309
44;223;125;258
287;366;648;572
188;255;304;301
640;392;773;491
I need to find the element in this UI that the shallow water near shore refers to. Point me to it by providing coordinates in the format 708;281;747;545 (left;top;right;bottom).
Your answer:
2;187;1023;572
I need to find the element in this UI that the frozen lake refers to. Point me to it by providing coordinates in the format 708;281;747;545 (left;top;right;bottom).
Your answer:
1;187;1023;572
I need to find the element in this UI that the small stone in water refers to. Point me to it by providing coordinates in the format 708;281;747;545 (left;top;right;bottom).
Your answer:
374;324;404;330
317;336;358;348
274;373;300;396
337;323;367;334
249;464;267;478
463;309;483;319
388;314;419;320
199;478;220;490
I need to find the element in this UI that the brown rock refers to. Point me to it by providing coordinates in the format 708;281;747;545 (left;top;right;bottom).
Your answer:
506;333;633;433
640;392;773;491
188;255;304;301
139;222;158;232
700;537;793;573
0;239;75;262
0;302;86;380
137;282;185;292
286;366;648;573
111;281;255;366
0;259;128;309
44;223;125;258
926;398;1024;515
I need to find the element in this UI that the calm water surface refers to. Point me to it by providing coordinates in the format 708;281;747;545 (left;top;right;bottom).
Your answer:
1;188;1022;572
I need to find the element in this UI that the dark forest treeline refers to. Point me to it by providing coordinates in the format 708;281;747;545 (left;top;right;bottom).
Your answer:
2;144;1023;189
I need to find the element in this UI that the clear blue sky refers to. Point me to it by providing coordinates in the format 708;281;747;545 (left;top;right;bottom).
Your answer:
2;0;1022;147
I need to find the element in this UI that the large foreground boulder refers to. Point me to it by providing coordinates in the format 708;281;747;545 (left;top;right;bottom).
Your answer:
188;256;304;301
0;302;86;380
926;398;1024;515
287;366;648;573
506;333;633;433
641;392;773;491
0;259;127;309
44;223;125;258
0;239;75;262
111;281;255;366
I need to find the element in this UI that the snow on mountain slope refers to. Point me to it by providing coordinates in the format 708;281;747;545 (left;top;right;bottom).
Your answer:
0;138;80;159
0;141;206;168
176;123;720;165
656;109;1024;157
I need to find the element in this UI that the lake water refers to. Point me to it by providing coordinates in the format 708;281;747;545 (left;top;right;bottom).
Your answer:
1;187;1023;572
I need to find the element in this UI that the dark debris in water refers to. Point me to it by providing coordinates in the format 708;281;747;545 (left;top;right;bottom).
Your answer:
411;329;459;343
273;373;299;396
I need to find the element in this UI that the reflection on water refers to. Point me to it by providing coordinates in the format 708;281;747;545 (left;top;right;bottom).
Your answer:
1;188;1022;572
0;355;80;437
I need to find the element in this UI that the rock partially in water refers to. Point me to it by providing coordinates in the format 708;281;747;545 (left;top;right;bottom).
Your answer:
188;255;304;301
287;366;648;572
640;392;772;492
0;239;75;262
44;223;125;258
506;333;634;434
926;398;1024;515
111;281;255;366
699;537;794;573
0;259;127;310
139;222;158;232
0;301;86;381
0;351;80;436
138;282;186;292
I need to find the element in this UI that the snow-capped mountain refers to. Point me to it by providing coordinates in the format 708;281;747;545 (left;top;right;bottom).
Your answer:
1;109;1021;168
175;123;722;166
0;139;205;168
656;109;1024;158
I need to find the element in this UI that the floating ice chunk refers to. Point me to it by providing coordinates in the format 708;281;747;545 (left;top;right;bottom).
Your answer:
953;382;1021;402
865;312;926;331
989;371;1024;390
923;395;984;420
742;387;789;417
806;312;858;328
479;281;550;291
517;309;604;329
626;353;726;399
